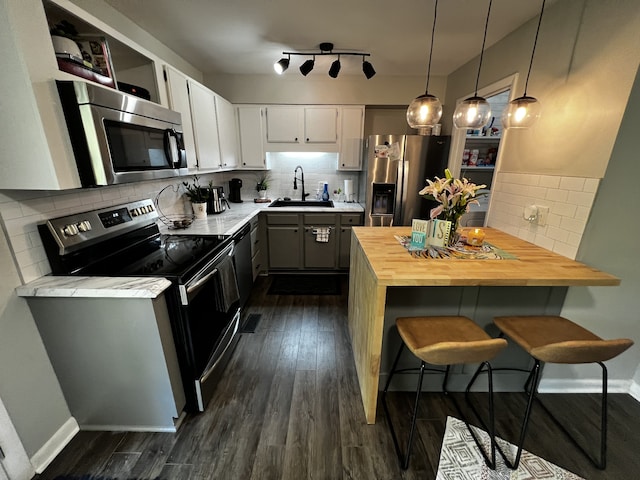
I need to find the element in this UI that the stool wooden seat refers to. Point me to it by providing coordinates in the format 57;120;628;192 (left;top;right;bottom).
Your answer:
382;316;507;470
494;315;633;470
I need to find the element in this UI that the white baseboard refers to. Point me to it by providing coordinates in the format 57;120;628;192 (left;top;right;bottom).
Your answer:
539;378;633;394
629;380;640;401
30;416;79;474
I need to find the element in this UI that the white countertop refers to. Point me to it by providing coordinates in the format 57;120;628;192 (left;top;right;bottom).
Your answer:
17;201;364;298
159;200;364;236
16;276;172;299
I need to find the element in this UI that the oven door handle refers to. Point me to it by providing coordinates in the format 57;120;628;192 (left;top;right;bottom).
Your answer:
186;268;218;296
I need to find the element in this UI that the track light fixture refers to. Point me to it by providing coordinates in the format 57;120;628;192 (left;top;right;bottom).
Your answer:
274;55;290;74
329;55;341;78
274;42;375;79
502;0;546;128
406;0;442;129
362;58;376;79
299;56;315;76
453;0;493;130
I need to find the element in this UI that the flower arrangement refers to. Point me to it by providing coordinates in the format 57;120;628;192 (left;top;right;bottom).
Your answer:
419;169;488;226
182;175;210;203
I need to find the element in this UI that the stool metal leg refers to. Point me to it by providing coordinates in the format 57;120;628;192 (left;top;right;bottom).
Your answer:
532;361;609;469
381;341;428;470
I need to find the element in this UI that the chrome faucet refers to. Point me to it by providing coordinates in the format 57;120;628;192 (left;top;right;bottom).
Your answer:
293;165;309;201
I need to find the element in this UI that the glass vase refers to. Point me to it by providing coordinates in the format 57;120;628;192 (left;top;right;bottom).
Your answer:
439;213;462;246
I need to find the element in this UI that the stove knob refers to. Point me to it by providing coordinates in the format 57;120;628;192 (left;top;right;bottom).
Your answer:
77;220;92;232
131;208;139;217
148;204;155;212
62;224;79;236
141;206;149;213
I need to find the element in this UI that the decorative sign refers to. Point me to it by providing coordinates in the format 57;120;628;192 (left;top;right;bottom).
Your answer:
410;218;452;250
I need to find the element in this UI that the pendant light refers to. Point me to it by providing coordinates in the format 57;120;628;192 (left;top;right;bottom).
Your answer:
406;0;442;129
452;0;493;130
502;0;546;128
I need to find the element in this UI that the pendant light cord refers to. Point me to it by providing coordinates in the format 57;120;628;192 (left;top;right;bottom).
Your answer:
424;0;438;94
523;0;546;96
474;0;493;96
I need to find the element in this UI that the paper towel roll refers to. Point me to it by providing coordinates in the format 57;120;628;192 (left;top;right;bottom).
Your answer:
344;179;353;201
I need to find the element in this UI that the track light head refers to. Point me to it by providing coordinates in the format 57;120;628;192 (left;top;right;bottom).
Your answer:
362;60;376;79
299;57;315;76
274;56;290;74
328;57;341;78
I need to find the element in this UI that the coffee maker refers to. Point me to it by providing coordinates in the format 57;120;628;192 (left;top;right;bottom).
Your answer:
228;178;243;203
207;186;229;214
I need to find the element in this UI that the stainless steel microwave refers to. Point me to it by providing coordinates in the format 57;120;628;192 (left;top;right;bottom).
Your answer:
56;80;188;187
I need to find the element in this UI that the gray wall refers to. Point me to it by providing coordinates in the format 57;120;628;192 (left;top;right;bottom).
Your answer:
548;65;640;383
444;0;640;179
0;226;71;458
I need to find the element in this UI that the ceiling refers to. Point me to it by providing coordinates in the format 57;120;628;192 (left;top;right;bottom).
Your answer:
103;0;550;78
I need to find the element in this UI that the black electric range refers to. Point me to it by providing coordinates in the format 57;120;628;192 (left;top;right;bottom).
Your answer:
39;199;242;412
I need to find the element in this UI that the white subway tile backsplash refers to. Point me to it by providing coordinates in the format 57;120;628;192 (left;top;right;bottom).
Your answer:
545;189;569;203
559;216;586;234
559;176;586;191
583;178;600;193
539;176;561;189
552;202;577;218
489;172;601;260
567;190;595;207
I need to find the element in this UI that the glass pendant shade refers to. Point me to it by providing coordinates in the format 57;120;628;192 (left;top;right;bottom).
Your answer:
406;94;443;129
453;96;492;129
502;95;541;128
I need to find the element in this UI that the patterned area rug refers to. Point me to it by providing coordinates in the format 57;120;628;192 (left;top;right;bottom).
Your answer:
436;417;585;480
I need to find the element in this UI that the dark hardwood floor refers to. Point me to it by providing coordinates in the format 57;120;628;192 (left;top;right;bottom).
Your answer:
35;275;640;479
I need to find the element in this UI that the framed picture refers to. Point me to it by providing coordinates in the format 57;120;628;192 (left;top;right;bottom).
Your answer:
75;35;117;84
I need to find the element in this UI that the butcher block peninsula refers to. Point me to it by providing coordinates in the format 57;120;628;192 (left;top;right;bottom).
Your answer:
347;227;620;424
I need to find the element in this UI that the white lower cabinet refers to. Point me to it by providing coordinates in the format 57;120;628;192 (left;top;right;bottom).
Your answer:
25;294;186;431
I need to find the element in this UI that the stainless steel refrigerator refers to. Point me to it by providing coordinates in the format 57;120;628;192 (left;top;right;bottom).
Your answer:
363;134;450;226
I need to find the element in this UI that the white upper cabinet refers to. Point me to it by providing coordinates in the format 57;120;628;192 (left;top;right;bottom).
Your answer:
165;68;239;172
164;66;198;169
187;80;222;171
236;106;267;169
215;95;239;169
338;106;365;171
265;107;304;143
304;107;338;143
264;106;339;151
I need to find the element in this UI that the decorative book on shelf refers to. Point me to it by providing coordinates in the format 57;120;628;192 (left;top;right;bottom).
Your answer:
410;219;452;250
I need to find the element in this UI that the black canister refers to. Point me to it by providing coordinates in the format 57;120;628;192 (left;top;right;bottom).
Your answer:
228;178;243;203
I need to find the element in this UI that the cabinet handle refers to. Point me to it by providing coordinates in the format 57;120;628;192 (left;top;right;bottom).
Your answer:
295;137;298;142
306;138;310;142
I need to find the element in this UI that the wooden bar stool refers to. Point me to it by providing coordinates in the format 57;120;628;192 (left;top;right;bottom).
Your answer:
493;315;633;470
381;316;507;470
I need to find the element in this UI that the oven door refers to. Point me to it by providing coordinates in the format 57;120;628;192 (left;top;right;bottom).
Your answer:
178;242;241;411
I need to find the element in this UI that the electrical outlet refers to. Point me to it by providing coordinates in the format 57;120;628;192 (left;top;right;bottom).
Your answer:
536;206;549;226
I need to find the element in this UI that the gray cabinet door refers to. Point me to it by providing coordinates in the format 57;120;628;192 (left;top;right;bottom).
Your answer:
267;226;300;268
303;227;337;269
338;227;352;269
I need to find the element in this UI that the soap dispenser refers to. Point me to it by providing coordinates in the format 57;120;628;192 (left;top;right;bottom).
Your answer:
322;182;329;201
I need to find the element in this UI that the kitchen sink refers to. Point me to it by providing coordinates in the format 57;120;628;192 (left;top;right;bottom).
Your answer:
268;199;334;208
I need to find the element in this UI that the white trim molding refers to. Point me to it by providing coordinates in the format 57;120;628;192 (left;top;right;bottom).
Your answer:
630;380;640;402
539;378;634;395
30;417;79;474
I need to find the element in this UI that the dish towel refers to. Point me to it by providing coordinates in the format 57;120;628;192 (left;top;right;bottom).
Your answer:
313;227;331;243
214;255;240;312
